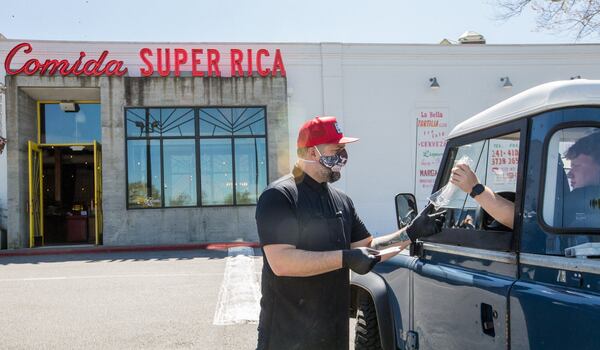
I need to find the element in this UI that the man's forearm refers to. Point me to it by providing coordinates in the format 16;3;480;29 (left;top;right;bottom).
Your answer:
369;229;411;250
268;248;343;277
475;186;515;229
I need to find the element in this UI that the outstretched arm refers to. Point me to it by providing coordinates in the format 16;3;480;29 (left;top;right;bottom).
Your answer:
263;244;342;277
351;204;445;261
264;244;381;276
451;164;515;229
351;230;411;262
370;229;411;250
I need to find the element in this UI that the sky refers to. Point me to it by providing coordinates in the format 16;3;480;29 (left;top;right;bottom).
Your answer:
1;0;599;44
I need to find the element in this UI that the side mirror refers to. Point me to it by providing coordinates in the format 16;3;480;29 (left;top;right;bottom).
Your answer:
395;193;418;230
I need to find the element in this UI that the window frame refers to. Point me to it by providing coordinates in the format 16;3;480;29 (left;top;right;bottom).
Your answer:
124;105;269;210
537;121;600;235
421;118;529;252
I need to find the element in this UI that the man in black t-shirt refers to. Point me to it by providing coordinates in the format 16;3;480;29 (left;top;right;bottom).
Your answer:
255;116;445;350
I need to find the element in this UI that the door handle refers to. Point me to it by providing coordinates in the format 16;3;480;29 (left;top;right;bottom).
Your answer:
480;303;496;337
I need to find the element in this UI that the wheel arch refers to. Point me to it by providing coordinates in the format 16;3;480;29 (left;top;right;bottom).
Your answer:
351;272;397;350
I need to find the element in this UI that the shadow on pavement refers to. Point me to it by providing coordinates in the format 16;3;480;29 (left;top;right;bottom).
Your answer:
0;249;234;265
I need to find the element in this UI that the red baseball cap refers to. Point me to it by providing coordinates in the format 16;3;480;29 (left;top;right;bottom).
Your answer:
297;116;359;148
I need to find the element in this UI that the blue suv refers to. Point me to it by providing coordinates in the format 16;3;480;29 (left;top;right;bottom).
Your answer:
350;80;600;350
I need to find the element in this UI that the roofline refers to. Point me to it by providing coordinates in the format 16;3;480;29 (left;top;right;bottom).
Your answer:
2;37;600;47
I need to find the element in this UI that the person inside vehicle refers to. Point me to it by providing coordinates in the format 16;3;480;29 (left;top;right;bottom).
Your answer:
562;131;600;227
450;131;600;230
459;214;475;229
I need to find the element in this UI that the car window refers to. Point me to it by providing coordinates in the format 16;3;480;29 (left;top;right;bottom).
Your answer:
438;132;520;231
542;127;600;230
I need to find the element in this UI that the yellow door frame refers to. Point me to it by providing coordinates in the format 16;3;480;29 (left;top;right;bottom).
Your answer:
29;101;103;246
93;141;103;245
31;143;104;246
28;141;43;248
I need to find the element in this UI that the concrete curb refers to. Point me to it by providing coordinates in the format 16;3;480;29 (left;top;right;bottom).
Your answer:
0;242;261;258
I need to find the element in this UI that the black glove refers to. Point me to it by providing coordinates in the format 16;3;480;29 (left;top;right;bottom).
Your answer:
342;248;381;275
405;203;446;242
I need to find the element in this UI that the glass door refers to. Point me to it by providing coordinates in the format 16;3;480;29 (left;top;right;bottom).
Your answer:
28;141;44;247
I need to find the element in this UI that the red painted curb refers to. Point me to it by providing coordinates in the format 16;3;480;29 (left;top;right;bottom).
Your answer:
0;242;261;258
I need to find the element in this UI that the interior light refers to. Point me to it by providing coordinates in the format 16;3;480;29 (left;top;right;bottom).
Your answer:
59;102;80;113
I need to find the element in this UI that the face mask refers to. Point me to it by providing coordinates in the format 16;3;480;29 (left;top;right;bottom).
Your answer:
298;147;348;183
314;147;348;172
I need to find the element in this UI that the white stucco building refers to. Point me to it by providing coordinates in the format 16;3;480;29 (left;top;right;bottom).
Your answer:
1;34;599;248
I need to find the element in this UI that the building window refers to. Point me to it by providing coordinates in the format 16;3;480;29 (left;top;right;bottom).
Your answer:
125;107;268;208
41;103;101;143
163;139;197;207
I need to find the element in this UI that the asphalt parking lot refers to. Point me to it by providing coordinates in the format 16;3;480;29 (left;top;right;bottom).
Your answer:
0;249;358;350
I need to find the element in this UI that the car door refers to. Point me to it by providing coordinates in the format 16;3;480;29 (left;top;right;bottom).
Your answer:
409;119;527;350
510;107;600;350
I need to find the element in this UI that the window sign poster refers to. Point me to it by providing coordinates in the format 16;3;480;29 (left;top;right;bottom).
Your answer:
414;109;449;209
487;139;519;192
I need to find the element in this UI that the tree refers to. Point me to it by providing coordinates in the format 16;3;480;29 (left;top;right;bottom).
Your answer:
496;0;600;40
128;181;161;208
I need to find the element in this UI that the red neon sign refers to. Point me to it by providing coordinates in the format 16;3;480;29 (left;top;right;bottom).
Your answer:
5;43;128;77
4;43;287;78
138;47;286;77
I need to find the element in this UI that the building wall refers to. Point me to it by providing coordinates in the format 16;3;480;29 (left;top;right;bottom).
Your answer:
333;44;600;235
3;39;600;244
5;75;39;248
4;74;287;247
0;89;7;231
103;76;288;245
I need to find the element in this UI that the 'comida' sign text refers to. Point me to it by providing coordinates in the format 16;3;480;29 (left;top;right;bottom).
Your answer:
4;43;286;78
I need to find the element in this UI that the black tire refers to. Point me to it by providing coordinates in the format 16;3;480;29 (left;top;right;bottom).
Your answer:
354;295;383;350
